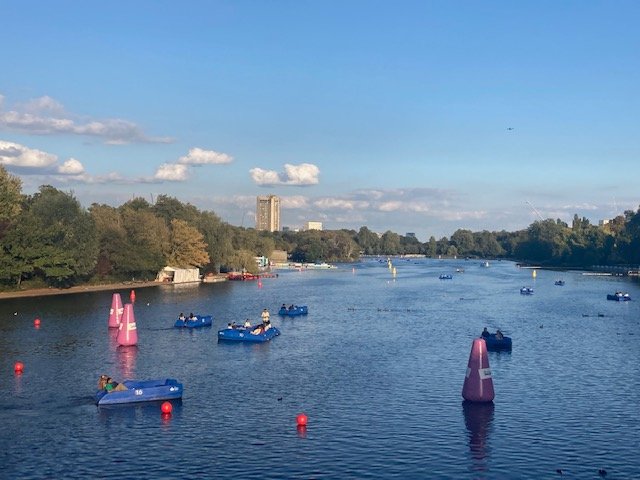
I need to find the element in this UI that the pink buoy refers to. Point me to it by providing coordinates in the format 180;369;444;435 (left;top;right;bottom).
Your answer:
296;413;308;426
130;289;136;304
116;303;138;346
108;293;124;328
14;361;24;374
34;318;41;327
462;338;495;402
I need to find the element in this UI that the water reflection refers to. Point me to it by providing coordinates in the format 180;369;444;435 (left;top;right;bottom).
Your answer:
97;399;183;425
463;401;494;475
117;345;138;379
296;425;307;438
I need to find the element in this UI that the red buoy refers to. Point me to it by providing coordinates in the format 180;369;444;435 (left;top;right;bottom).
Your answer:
296;413;308;426
130;289;136;303
34;318;41;327
14;361;24;374
161;401;173;414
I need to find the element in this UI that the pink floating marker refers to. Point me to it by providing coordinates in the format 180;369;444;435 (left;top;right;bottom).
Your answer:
116;303;138;346
462;338;495;402
108;293;124;328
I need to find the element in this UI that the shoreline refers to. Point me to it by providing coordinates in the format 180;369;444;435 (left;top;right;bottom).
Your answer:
0;274;230;301
0;281;165;300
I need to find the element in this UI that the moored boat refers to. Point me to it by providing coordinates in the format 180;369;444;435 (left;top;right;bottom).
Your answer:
96;378;183;405
439;274;453;280
554;280;565;286
217;325;281;342
520;287;534;295
174;314;213;328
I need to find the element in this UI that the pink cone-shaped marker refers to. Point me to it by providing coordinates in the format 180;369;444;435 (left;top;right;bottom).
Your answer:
116;303;138;346
108;293;124;328
462;338;495;402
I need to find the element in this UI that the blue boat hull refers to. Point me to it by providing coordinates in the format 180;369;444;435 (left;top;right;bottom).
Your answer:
278;306;308;317
218;326;281;342
483;334;512;351
96;378;183;405
607;294;631;301
174;314;213;328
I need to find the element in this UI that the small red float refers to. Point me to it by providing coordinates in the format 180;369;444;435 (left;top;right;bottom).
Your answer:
130;290;136;303
34;318;41;327
296;413;308;427
161;401;173;414
14;361;24;374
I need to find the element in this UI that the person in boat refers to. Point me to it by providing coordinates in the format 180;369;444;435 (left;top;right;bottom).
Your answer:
99;375;127;392
244;319;251;328
281;303;287;310
227;323;233;329
261;308;270;324
178;312;186;322
288;304;295;310
481;327;490;338
189;312;197;320
251;324;265;335
495;329;504;340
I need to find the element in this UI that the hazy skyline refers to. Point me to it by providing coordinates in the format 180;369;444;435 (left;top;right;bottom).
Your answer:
1;1;638;240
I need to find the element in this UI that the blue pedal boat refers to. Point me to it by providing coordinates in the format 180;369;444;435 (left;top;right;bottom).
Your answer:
218;326;281;342
174;314;213;328
482;333;512;351
95;378;183;405
439;274;453;280
520;287;534;295
607;292;631;301
278;305;308;317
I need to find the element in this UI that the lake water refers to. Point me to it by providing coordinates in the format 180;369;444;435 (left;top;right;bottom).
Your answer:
1;259;639;479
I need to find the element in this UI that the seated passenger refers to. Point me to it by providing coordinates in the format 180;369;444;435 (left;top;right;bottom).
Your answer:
251;325;264;335
481;327;489;338
244;319;251;328
104;376;128;392
178;312;186;321
227;323;233;329
496;329;504;340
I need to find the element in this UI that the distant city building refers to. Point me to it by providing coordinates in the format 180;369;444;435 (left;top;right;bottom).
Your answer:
256;195;280;232
599;219;610;227
305;221;323;231
405;232;416;239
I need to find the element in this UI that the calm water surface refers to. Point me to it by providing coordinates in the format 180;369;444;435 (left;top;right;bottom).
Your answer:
1;259;639;479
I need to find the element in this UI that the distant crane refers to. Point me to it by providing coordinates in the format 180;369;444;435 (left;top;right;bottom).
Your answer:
526;200;544;221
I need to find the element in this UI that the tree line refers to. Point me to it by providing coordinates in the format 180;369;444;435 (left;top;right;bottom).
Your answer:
1;166;639;290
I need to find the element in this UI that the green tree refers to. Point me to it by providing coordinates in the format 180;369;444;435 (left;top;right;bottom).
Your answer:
0;166;23;237
167;219;210;267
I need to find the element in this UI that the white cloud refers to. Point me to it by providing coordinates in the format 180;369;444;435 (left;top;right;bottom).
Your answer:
22;95;65;115
250;163;320;186
0;94;172;144
250;167;282;185
280;195;309;208
57;158;85;175
313;198;369;210
378;201;402;212
153;163;189;181
0;140;58;168
179;147;233;165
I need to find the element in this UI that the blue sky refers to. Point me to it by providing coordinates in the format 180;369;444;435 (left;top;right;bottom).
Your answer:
1;1;638;240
